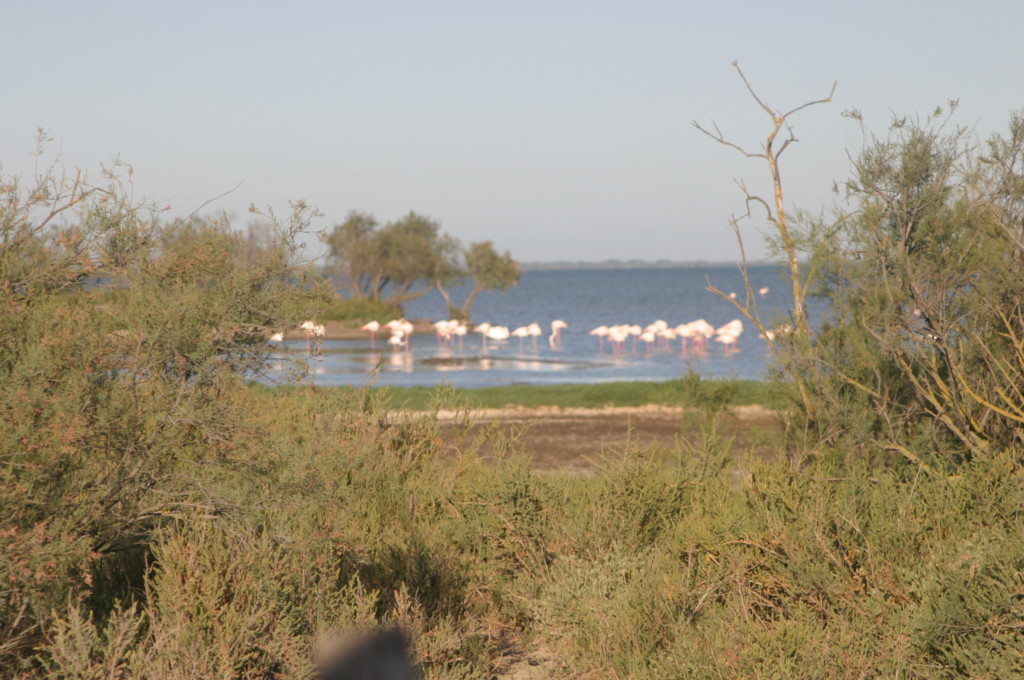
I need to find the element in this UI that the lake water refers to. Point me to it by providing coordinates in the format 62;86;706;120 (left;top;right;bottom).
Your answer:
280;265;826;388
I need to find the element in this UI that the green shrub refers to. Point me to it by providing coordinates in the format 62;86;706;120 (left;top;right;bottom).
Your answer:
783;110;1024;471
319;295;402;324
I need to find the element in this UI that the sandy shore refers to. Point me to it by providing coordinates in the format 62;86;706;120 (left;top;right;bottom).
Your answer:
431;404;780;471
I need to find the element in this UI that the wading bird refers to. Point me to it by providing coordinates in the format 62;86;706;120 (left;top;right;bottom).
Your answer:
549;319;567;348
526;322;542;350
360;320;381;348
511;326;530;351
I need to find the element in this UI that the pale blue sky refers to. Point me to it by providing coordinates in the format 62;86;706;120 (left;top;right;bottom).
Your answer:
4;0;1022;261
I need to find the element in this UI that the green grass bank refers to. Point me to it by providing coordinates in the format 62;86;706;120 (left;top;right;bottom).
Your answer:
293;375;785;411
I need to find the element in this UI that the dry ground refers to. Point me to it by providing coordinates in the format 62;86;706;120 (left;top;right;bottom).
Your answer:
436;404;783;472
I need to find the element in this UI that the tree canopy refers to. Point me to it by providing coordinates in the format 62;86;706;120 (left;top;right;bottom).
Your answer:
326;212;520;315
449;240;521;320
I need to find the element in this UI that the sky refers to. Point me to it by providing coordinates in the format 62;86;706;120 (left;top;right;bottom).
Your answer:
4;0;1023;262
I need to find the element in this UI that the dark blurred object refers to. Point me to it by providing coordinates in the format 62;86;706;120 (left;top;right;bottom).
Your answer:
316;628;416;680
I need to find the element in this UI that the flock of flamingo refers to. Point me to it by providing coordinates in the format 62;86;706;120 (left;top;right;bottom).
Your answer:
346;317;752;355
274;287;784;357
355;319;567;352
588;318;744;353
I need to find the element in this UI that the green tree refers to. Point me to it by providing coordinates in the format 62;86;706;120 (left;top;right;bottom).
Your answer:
326;210;380;298
373;211;462;304
443;240;521;320
325;211;463;305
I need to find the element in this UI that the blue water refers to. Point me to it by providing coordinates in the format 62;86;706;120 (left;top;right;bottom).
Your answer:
279;265;825;388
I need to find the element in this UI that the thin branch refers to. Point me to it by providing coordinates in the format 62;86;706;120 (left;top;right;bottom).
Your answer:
185;180;244;222
691;119;766;159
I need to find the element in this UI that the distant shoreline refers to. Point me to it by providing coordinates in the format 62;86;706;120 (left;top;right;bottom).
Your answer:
520;259;770;271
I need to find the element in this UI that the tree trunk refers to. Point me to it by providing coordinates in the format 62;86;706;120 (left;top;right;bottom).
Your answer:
457;284;485;321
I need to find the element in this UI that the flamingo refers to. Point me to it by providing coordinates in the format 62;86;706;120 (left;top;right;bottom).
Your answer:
299;320;319;351
657;327;677;351
433;320;453;347
526;322;542;351
608;325;629;354
716;319;744;337
549;319;567;348
487;326;511;344
689;319;715;350
398;319;414;351
383;319;413;351
760;324;792;341
268;332;284;343
639;329;657;353
758;286;769;297
675;323;694;352
589;325;609;352
715;319;743;353
453;323;468;351
511;326;530;351
645;320;669;350
716;331;740;352
360;320;381;348
305;323;325;355
475;322;492;350
628;324;642;351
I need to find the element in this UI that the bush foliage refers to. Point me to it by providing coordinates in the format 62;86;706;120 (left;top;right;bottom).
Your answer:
782;108;1024;472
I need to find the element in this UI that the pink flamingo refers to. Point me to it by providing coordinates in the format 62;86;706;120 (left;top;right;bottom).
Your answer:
299;320;318;352
453;323;468;351
657;327;677;351
716;331;740;352
688;319;715;351
639;329;656;353
361;320;381;348
589;325;609;352
433;320;455;347
475;322;492;350
608;326;629;354
549;319;567;348
526;323;542;351
675;323;695;353
622;327;638;352
511;326;529;351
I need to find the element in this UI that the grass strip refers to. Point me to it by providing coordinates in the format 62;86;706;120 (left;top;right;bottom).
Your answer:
333;376;785;411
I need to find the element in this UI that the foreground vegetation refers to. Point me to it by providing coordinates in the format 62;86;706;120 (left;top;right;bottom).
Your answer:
4;98;1024;679
12;385;1024;678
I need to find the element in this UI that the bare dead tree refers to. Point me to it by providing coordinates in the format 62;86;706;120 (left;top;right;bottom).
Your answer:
692;61;837;419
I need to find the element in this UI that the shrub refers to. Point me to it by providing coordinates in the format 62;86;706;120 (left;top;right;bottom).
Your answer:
0;139;328;668
797;109;1024;470
319;295;402;324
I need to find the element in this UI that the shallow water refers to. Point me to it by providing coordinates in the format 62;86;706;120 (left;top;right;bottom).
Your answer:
275;265;826;388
